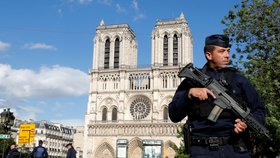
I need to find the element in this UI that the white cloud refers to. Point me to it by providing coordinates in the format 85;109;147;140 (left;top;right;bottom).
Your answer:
17;105;44;114
37;101;48;106
98;0;112;6
51;118;84;127
17;111;37;121
58;9;63;17
51;103;63;112
133;13;145;21
78;0;92;5
131;0;138;10
0;41;11;52
0;64;89;98
64;0;92;5
24;43;57;50
116;4;126;13
129;0;145;21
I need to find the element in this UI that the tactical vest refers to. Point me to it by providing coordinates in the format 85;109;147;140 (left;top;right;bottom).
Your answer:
188;66;245;121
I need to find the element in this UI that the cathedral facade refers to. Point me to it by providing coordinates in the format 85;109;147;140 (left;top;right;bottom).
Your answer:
83;13;193;158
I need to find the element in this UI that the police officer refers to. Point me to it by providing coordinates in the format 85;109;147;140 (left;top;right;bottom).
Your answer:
65;143;77;158
168;34;266;158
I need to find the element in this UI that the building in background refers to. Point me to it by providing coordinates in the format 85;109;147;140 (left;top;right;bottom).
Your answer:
13;120;75;158
84;13;193;158
73;126;84;158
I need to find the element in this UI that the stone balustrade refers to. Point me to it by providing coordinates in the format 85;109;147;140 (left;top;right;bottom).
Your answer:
88;120;182;136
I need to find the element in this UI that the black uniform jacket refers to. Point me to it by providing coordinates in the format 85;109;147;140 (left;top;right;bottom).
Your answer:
168;64;266;137
66;148;77;158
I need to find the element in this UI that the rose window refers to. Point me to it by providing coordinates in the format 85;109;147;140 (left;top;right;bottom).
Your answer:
130;97;151;120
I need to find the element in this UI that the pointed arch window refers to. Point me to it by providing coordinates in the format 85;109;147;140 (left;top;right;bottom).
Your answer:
173;34;178;66
163;35;168;66
114;38;120;68
104;39;110;69
102;107;107;121
163;106;168;121
112;107;118;121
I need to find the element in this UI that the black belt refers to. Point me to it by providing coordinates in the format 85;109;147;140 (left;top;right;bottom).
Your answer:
191;136;229;146
191;136;249;152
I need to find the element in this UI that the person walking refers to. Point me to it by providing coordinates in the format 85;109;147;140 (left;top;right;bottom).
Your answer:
5;142;22;158
65;143;76;158
31;140;48;158
168;34;266;158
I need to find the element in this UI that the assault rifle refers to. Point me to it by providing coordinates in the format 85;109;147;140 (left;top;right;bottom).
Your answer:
178;63;272;140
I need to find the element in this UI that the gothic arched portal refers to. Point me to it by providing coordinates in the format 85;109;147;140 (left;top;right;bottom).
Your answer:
94;142;115;158
128;137;143;158
163;140;176;158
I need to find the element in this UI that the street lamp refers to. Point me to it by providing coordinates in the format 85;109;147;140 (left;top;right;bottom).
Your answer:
0;108;15;133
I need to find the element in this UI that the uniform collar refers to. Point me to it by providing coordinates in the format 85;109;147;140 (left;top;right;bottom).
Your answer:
202;63;226;73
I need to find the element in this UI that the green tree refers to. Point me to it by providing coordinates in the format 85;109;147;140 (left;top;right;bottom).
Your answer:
0;126;15;158
17;144;32;158
222;0;280;157
173;125;189;158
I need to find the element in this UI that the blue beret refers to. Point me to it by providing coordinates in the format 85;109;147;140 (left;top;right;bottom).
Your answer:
205;34;229;48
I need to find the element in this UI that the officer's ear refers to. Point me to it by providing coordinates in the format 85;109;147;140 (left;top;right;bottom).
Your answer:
205;51;213;61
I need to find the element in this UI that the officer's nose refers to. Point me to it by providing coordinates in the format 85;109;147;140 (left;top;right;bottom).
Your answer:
224;51;230;58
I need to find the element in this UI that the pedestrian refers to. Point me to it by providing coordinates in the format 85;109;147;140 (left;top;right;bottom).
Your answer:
168;34;266;158
31;140;48;158
65;143;76;158
5;142;22;158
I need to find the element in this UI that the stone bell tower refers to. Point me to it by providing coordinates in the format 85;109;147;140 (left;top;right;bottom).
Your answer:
92;19;138;70
151;12;192;67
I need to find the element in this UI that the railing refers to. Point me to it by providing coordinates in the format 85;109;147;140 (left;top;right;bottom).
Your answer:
89;119;173;124
90;63;183;72
87;119;183;136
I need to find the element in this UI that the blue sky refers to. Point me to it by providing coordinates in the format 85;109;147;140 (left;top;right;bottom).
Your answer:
0;0;238;126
